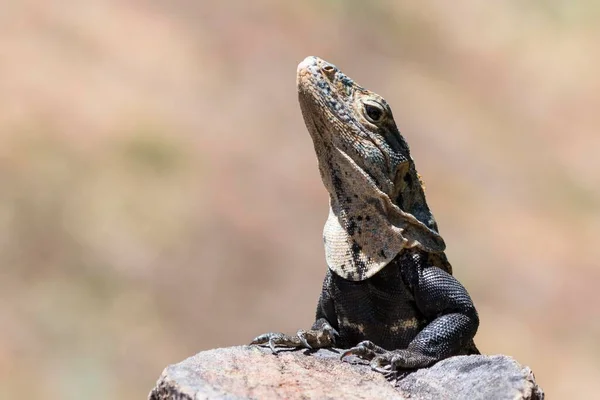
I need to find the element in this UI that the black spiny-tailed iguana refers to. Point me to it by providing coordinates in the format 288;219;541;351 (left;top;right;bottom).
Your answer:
251;56;479;377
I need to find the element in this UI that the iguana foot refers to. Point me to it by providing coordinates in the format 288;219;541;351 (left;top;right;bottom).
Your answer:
341;340;437;377
340;340;385;361
250;331;305;353
251;323;337;353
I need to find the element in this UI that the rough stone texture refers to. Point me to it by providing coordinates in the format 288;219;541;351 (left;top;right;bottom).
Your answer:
149;346;543;400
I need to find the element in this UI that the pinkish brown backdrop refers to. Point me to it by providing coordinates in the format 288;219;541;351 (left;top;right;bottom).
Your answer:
1;1;599;399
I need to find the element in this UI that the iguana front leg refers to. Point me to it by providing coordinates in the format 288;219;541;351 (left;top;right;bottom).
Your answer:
251;318;338;353
342;265;479;374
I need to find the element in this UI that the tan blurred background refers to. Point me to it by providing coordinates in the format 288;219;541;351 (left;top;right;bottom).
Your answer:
1;1;599;398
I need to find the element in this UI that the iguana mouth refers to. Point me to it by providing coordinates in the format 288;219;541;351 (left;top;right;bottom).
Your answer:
297;57;390;190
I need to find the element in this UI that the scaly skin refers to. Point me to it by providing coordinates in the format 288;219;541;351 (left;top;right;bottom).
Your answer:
251;56;479;378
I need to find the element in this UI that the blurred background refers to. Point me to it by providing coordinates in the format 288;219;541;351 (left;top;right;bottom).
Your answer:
1;1;599;398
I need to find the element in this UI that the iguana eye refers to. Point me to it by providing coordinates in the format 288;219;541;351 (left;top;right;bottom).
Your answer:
363;101;385;123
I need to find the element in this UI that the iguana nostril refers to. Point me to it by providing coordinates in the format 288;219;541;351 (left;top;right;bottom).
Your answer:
322;64;336;76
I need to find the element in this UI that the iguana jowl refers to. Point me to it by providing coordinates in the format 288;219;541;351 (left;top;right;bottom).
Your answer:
251;56;479;375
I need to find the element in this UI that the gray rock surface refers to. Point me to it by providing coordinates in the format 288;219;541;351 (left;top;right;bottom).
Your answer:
149;346;543;400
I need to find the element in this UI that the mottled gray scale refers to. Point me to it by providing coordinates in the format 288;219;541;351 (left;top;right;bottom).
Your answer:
325;251;426;349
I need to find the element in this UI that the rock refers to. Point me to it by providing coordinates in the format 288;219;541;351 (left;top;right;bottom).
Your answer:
149;346;543;400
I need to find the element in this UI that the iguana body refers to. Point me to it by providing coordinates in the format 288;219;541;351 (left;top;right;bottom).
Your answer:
252;56;479;375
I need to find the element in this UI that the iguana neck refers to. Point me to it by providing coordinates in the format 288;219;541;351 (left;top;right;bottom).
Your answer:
297;56;446;281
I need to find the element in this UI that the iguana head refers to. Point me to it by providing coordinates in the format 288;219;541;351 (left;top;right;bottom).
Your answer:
297;56;446;281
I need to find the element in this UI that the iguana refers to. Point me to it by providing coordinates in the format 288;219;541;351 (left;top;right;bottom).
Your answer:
251;56;479;376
